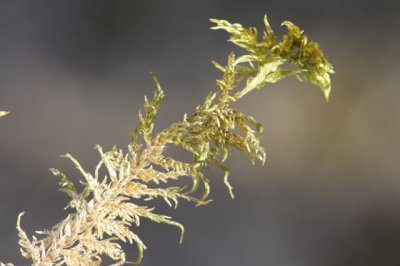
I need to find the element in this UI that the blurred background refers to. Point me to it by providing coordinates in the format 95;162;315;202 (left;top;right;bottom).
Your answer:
0;0;399;265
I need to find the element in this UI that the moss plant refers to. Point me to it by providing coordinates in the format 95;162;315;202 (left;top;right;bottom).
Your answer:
0;15;333;265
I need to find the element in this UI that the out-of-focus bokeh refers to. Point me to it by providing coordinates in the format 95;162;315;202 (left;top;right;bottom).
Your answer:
1;1;399;265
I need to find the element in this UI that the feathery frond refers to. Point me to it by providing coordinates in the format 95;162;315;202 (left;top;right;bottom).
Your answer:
8;15;333;265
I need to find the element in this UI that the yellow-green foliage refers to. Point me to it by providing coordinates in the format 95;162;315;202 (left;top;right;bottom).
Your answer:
1;15;333;265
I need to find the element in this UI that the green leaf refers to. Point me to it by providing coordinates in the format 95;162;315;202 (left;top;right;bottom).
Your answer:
49;168;78;199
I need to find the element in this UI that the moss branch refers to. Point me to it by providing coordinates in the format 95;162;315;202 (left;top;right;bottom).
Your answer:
2;14;333;266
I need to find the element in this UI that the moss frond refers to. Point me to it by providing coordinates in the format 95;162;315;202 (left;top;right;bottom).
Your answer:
211;15;334;100
10;14;333;265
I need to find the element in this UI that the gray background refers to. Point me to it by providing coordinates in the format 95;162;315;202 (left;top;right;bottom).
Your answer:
1;0;400;265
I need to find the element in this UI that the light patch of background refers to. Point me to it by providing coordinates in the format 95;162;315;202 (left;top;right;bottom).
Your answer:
1;0;399;265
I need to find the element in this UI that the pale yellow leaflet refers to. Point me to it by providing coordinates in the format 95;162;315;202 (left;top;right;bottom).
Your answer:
0;111;10;117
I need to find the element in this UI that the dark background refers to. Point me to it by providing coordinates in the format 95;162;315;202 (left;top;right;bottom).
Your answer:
1;1;399;265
